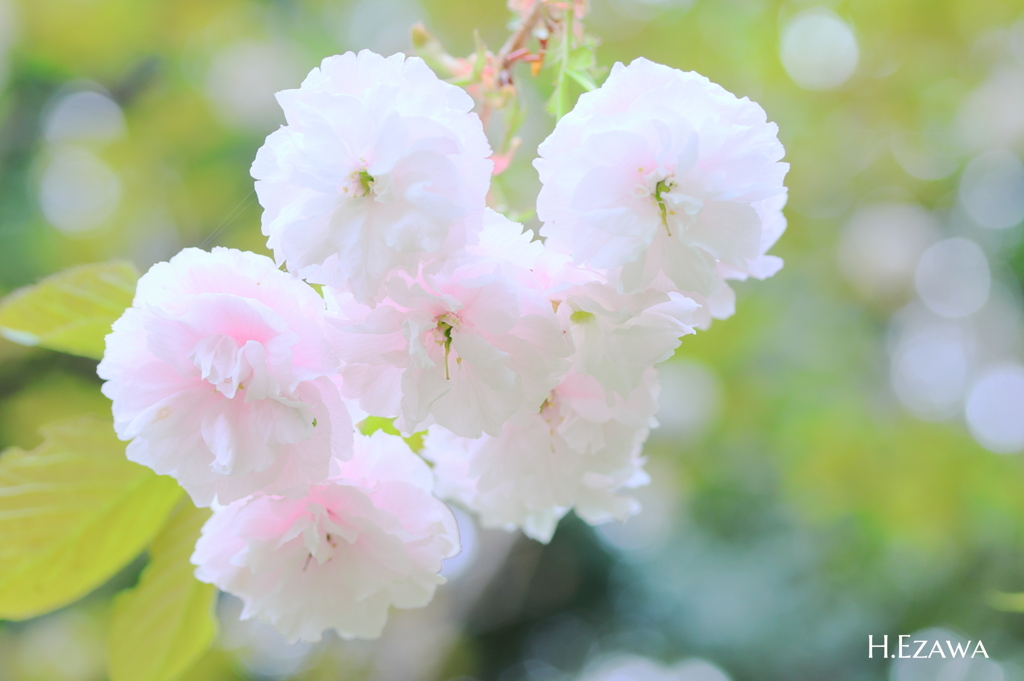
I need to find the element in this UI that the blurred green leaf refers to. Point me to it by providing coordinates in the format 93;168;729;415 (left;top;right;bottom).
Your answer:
358;416;425;452
986;590;1024;612
566;41;599;91
173;648;245;681
0;260;138;360
471;29;487;83
412;23;461;80
544;16;601;120
109;501;216;681
0;418;183;620
543;12;574;120
567;68;598;92
545;36;571;119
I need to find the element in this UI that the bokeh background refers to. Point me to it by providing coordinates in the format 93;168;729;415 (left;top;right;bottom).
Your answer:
2;0;1024;679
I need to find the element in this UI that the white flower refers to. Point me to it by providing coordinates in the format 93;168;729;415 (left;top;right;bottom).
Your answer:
98;247;351;506
534;57;788;297
555;281;699;396
423;369;659;543
328;210;571;438
673;192;788;328
252;50;493;304
192;431;460;643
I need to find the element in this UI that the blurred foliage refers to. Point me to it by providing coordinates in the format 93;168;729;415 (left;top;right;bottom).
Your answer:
0;418;182;620
108;502;216;681
0;260;138;359
1;0;1024;680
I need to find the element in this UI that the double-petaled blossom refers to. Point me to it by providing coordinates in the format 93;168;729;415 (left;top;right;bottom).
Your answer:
98;248;352;506
423;369;659;543
553;281;699;397
534;57;788;298
192;431;459;643
94;44;789;646
681;191;790;328
328;210;570;438
252;50;494;304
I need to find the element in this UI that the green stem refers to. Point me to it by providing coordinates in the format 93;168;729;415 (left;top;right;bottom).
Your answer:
357;170;374;196
438;320;454;380
554;12;573;120
654;179;673;237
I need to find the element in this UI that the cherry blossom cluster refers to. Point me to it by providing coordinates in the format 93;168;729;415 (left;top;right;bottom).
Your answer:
98;50;787;643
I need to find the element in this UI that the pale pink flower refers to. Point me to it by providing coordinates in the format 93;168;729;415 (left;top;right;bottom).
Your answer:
252;50;493;304
328;210;570;438
554;281;700;396
680;278;738;330
423;369;658;543
534;58;788;297
98;247;351;506
192;431;460;643
673;193;787;328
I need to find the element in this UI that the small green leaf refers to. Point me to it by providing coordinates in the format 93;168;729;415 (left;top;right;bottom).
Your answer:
0;260;139;360
0;418;183;620
569;309;596;324
411;22;460;79
543;19;603;121
567;43;598;73
109;501;217;681
567;68;597;92
500;100;527;154
546;80;568;119
358;416;425;452
359;415;402;437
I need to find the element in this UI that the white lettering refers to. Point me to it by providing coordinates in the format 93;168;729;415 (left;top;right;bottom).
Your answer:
868;635;888;659
928;641;945;658
913;640;928;658
972;641;989;658
899;635;911;659
946;640;970;658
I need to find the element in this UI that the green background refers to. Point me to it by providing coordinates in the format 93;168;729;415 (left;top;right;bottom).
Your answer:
1;0;1023;679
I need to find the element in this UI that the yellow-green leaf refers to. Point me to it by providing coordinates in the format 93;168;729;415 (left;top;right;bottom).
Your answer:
0;418;183;620
358;416;425;452
0;260;138;360
987;590;1024;612
109;501;217;681
173;648;245;681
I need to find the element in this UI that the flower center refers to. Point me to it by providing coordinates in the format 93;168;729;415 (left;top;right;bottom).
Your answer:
634;167;682;237
303;532;338;571
190;334;256;399
654;178;676;237
356;169;374;196
300;504;346;570
435;313;460;380
569;309;595;324
341;163;376;198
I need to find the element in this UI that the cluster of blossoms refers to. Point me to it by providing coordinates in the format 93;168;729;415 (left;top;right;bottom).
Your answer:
98;50;786;642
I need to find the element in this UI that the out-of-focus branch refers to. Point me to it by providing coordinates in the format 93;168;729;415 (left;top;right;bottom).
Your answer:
411;0;596;184
497;1;547;68
411;23;463;78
